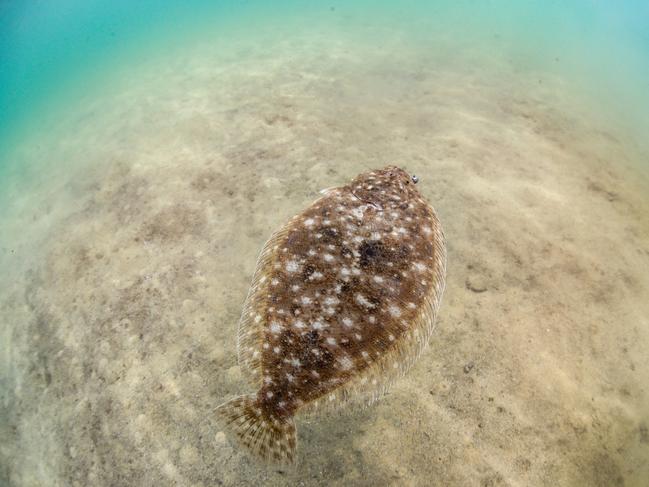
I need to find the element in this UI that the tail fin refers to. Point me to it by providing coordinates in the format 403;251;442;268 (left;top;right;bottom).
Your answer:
215;394;297;464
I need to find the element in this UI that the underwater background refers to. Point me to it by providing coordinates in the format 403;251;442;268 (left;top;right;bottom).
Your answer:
1;1;649;485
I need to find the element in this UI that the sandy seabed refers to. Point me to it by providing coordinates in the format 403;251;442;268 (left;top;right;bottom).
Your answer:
1;25;649;487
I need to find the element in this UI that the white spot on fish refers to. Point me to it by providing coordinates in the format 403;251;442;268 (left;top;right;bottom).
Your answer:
312;321;326;330
287;358;301;368
413;262;426;272
355;293;375;308
338;355;353;370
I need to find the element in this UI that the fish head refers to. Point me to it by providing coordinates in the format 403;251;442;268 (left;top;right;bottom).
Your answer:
349;166;421;208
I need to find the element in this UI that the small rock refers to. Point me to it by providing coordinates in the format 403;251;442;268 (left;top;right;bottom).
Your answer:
465;276;487;293
463;362;474;374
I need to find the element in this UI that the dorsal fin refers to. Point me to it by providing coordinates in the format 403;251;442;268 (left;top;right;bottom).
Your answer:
237;224;292;385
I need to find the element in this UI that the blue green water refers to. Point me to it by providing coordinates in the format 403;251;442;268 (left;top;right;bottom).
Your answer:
0;0;227;148
1;1;649;164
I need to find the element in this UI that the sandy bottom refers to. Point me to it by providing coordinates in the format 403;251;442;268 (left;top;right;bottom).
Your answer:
1;26;649;487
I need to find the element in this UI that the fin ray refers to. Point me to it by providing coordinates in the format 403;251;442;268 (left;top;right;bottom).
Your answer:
237;225;292;385
216;394;297;464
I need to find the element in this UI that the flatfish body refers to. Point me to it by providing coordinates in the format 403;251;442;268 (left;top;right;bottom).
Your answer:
216;166;446;463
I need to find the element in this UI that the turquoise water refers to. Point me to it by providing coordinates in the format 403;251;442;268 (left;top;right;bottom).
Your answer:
2;1;649;163
1;0;223;150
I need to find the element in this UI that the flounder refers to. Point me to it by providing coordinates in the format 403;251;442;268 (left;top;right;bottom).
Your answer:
216;166;446;463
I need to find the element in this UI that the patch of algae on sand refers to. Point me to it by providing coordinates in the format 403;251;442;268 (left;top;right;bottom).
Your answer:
1;31;649;487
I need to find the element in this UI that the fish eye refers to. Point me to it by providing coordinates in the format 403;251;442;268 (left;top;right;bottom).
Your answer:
411;174;419;184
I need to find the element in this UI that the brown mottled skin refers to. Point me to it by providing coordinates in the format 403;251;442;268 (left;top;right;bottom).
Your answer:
255;166;440;420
